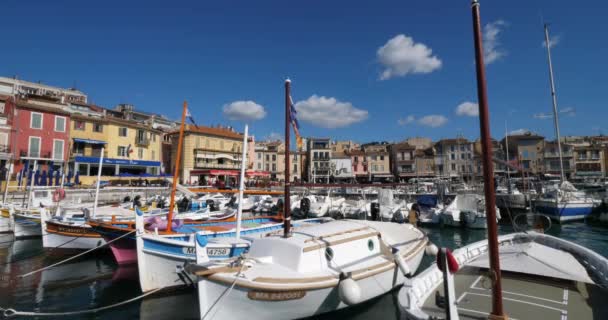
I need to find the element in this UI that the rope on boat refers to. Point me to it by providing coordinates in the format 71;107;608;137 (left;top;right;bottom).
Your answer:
1;286;163;318
18;229;136;278
201;257;249;320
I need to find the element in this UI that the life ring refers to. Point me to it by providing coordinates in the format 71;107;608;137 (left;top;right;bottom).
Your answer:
53;188;66;202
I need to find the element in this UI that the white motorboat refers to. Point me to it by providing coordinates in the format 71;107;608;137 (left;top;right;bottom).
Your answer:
299;195;345;218
398;232;608;320
439;194;498;229
366;189;409;222
193;219;429;320
533;181;599;222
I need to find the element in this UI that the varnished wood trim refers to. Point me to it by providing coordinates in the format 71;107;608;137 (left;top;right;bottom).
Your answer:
302;231;380;252
303;227;372;243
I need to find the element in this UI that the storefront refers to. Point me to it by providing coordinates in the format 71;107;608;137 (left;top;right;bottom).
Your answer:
73;156;161;176
189;169;270;187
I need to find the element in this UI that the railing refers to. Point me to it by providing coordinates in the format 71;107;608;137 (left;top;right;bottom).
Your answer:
0;145;10;153
135;138;150;146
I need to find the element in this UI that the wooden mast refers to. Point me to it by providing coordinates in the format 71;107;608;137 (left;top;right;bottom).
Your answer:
166;101;188;233
283;79;292;238
471;1;506;318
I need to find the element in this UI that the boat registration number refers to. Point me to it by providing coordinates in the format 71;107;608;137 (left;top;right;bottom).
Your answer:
181;247;230;256
247;290;306;301
207;248;230;256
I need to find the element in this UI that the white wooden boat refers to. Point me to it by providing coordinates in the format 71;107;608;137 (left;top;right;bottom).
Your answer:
192;219;429;319
398;232;608;320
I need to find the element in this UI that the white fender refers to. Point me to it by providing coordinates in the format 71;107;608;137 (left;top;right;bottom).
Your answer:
338;273;362;306
40;207;50;248
393;248;412;276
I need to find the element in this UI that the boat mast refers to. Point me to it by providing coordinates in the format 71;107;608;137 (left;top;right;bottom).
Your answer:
471;1;506;318
166;101;188;233
544;24;565;183
235;125;248;240
92;147;104;219
505;121;511;191
283;79;292;238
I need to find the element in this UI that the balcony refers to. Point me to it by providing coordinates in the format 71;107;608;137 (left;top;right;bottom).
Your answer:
0;145;10;154
135;138;150;147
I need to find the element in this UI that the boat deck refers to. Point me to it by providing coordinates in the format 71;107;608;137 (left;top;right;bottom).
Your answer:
420;266;608;320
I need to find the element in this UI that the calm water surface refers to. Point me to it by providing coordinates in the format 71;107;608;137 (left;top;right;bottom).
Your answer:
1;220;608;319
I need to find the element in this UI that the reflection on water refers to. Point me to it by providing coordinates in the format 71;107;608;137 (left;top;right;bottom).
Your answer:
1;219;608;320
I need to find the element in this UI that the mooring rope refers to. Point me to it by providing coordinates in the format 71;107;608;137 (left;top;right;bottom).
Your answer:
201;258;249;320
1;286;163;318
18;229;136;278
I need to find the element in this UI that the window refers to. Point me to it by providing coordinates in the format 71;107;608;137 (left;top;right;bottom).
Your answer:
314;152;318;160
0;133;7;148
265;164;269;171
272;164;276;171
293;164;297;171
0;101;4;114
151;150;156;160
468;153;472;159
257;163;261;170
372;155;377;161
55;116;66;132
404;152;411;160
460;145;465;151
117;146;127;157
30;112;43;129
272;154;276;161
266;154;269;161
93;123;103;133
451;154;455;160
460;153;465;160
151;134;156;142
74;120;85;131
28;137;41;157
119;127;128;137
138;148;144;159
53;139;65;160
257;153;261;159
450;145;455;152
380;155;384;161
137;129;146;143
451;163;456;171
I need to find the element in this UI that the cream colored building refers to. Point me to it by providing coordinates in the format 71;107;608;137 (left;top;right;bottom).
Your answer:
170;125;244;186
363;143;392;181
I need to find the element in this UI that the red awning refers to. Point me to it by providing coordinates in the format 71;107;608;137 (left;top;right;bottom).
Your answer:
246;170;270;177
190;169;239;176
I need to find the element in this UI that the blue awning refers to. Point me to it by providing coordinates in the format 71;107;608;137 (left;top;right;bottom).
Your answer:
73;138;107;145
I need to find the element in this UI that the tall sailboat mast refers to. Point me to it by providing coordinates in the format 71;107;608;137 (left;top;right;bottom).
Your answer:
544;24;565;182
505;121;511;191
471;0;506;318
283;79;292;238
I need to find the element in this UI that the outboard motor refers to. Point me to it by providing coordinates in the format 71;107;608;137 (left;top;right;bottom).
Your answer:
300;198;311;215
275;198;284;212
157;197;166;209
123;196;131;203
227;196;237;208
178;197;191;212
133;195;142;209
370;202;380;221
206;199;218;212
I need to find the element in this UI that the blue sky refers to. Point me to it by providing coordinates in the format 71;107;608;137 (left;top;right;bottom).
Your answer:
2;0;607;144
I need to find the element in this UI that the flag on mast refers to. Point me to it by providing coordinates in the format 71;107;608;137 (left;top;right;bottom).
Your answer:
289;96;303;150
186;107;199;128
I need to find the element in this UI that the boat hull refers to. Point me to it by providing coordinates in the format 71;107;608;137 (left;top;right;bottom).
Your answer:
13;214;42;238
198;244;425;320
534;199;594;222
0;209;12;233
43;220;106;250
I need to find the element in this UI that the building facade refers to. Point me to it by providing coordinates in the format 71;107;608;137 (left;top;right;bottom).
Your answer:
501;133;545;175
435;138;475;180
362;143;392;182
543;141;574;179
307;138;331;183
390;142;416;181
573;144;606;179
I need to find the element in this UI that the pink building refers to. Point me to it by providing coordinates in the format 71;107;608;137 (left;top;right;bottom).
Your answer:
347;150;369;182
12;98;70;174
0;95;15;170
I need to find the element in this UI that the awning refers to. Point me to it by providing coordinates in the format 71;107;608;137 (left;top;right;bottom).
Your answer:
73;138;106;145
190;169;239;176
246;170;270;177
373;174;394;178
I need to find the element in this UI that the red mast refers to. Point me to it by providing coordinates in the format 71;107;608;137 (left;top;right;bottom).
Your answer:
471;1;506;318
283;79;292;238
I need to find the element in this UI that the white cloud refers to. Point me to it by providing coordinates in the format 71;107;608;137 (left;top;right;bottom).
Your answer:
508;128;530;135
294;95;368;128
455;101;479;117
222;100;267;121
418;115;448;128
264;132;283;141
533;107;575;119
483;20;507;64
397;115;415;125
542;35;561;49
377;34;442;80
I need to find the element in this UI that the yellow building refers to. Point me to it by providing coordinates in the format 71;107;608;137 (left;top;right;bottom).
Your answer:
70;114;163;181
170;125;245;186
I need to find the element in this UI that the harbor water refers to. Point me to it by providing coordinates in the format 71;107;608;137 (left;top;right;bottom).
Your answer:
1;220;607;319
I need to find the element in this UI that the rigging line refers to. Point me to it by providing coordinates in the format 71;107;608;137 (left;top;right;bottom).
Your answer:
2;286;164;318
18;229;136;278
